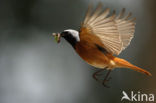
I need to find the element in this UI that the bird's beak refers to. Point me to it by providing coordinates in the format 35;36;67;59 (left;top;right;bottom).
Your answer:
52;33;61;43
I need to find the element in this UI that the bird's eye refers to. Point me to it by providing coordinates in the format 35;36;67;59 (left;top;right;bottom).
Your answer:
61;31;69;36
60;31;67;37
63;31;69;34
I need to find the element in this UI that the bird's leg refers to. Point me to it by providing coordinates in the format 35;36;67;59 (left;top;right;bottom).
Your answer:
92;69;105;81
102;70;112;88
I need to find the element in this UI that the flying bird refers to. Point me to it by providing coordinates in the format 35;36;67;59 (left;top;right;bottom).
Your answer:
52;3;151;87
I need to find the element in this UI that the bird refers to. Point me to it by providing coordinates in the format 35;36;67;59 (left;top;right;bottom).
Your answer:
52;3;151;87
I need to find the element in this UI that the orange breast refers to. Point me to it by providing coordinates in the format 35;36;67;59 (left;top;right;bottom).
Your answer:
75;37;111;68
75;27;115;68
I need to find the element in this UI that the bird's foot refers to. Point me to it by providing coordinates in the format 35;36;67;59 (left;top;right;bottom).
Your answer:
102;77;112;88
92;69;104;81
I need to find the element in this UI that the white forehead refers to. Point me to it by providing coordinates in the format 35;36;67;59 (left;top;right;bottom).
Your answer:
64;29;80;41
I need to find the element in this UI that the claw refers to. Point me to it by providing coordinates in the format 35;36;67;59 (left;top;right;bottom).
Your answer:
92;68;112;88
92;69;104;81
102;70;112;88
102;77;111;88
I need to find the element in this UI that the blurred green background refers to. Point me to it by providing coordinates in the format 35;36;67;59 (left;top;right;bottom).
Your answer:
0;0;156;103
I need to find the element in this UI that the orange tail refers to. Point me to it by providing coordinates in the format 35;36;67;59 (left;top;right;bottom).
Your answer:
113;57;152;76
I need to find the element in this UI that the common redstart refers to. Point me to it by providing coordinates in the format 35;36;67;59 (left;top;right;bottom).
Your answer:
52;3;151;87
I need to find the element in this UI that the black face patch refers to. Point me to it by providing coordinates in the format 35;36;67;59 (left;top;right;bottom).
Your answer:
61;31;78;49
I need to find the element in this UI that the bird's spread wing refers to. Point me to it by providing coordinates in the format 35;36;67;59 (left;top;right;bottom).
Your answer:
80;3;136;55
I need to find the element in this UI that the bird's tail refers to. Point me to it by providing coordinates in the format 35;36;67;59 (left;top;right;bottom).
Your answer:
113;57;152;76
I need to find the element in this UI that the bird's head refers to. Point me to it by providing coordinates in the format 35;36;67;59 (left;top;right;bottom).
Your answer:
53;29;80;48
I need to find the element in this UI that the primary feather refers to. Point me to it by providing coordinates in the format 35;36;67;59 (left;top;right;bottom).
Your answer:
81;3;136;55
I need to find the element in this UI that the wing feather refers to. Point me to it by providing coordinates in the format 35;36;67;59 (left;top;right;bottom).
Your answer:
80;3;136;55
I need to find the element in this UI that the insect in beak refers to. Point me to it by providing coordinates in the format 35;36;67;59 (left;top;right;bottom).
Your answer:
52;33;61;43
